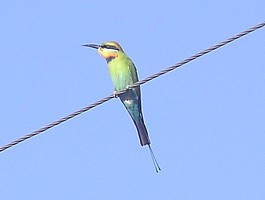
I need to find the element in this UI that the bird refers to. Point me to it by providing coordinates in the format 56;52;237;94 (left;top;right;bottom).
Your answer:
83;41;160;172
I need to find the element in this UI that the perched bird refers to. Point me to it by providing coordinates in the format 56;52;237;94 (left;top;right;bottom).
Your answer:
83;41;160;172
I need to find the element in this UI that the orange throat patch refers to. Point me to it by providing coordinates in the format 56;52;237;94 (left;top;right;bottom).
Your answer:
98;48;118;60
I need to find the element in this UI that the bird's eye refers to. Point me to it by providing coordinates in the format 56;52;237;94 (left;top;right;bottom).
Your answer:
102;45;119;51
106;45;112;49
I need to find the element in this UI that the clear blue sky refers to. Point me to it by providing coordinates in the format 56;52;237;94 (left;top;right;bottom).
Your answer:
1;1;265;199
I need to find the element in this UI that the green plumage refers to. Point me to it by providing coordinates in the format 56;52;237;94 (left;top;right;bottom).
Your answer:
108;51;151;146
83;41;160;172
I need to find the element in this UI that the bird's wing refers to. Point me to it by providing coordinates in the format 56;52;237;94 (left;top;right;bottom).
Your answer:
126;58;141;98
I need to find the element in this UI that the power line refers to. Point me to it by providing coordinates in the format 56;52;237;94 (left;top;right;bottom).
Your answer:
1;21;264;153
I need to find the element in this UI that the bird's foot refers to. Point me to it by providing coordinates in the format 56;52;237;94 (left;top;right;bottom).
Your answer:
113;91;119;98
126;85;131;91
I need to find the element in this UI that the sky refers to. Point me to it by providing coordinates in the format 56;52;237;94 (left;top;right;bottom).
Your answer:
1;1;265;199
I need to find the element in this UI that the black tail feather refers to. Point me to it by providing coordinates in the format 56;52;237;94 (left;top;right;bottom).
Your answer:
135;117;150;146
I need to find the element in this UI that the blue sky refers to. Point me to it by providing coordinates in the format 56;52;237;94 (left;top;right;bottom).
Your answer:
1;1;265;199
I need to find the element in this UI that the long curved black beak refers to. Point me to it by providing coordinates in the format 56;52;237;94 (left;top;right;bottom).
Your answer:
82;44;100;49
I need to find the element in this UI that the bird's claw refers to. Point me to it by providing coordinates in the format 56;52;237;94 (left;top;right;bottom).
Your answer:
113;86;131;98
113;91;119;98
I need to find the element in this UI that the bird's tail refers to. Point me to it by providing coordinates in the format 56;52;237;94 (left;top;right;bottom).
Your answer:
135;116;151;146
118;91;150;146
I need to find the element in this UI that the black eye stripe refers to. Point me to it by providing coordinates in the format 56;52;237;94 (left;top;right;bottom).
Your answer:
101;45;119;51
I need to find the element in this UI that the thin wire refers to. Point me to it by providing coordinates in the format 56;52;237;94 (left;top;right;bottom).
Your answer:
0;95;114;152
1;21;264;153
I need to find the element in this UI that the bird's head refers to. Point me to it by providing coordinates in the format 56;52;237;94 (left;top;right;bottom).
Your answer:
83;41;124;62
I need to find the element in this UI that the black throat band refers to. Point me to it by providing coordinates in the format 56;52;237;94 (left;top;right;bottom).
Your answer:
106;56;115;63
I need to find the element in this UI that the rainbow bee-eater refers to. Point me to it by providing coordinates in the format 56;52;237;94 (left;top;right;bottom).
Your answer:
83;41;160;172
